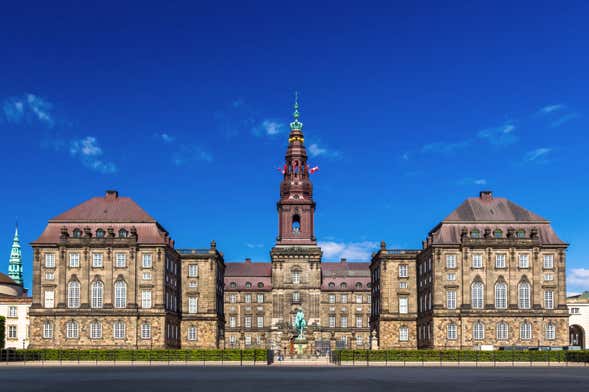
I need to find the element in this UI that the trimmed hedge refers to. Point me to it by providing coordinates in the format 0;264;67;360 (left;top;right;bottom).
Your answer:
1;349;267;362
333;349;589;363
0;316;4;349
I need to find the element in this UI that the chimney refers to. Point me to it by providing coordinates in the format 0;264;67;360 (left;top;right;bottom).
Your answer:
105;190;119;200
340;258;347;263
245;258;252;264
479;190;493;201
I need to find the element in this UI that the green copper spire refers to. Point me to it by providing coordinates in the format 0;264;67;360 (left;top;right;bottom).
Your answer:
8;224;23;286
289;91;303;132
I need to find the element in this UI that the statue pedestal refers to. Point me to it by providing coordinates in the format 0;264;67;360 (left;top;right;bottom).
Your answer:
294;338;307;356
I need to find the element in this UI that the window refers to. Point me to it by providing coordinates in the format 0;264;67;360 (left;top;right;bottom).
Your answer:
329;294;335;304
471;281;484;309
545;323;556;340
340;282;347;289
570;307;580;314
341;294;348;303
400;326;409;341
519;254;529;268
114;280;127;308
543;254;554;269
188;326;197;341
355;282;362;289
355;295;362;304
471;229;480;238
141;323;151;339
544;273;553;281
245;316;252;329
229;335;236;346
45;271;54;280
44;290;54;308
495;282;507;309
495;254;506;268
292;270;301;284
399;264;408;278
45;253;55;268
8;325;17;338
229;316;236;328
245;294;252;303
257;294;264;303
68;281;80;308
245;335;252;346
341;316;348;328
516;230;525;238
473;322;485;340
8;306;17;317
447;323;457;340
142;254;152;268
188;297;198;313
115;253;127;268
518;282;531;309
113;321;126;339
355;316;363;328
69;253;80;268
446;290;456;309
329;316;336;328
229;282;237;289
520;322;532;340
258;282;264;288
230;294;237;304
95;228;105;238
328;282;335;288
447;273;456;281
188;264;198;277
43;321;53;339
118;229;128;238
257;316;264;328
544;290;554;309
90;321;102;339
472;254;483;268
92;253;103;268
143;272;152;280
142;290;152;309
496;322;509;340
292;292;300;303
400;281;408;288
356;335;363;346
399;296;408;314
494;229;503;238
66;321;79;339
446;254;457;269
91;281;104;308
72;229;82;238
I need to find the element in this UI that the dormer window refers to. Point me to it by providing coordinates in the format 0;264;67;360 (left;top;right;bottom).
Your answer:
340;282;347;289
257;282;264;288
229;282;237;289
494;229;503;238
470;229;480;239
96;229;105;238
73;229;82;238
355;282;362;289
516;230;525;238
245;282;252;289
328;282;335;288
118;229;128;238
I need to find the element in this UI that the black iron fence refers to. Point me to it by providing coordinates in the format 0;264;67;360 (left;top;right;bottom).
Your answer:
330;349;589;366
0;349;270;366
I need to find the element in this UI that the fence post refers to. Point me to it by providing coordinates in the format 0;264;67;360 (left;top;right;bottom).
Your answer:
240;350;243;367
439;351;442;367
221;350;224;365
366;350;369;367
475;350;478;368
168;350;170;366
202;350;205;366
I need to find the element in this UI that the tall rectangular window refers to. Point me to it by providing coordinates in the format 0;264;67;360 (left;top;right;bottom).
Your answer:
142;253;152;268
45;253;55;268
245;294;252;303
257;294;264;303
142;290;152;309
229;316;236;328
188;264;198;277
543;254;554;269
341;316;348;328
230;294;237;304
188;297;198;313
355;295;362;304
447;324;457;340
356;316;362;328
8;325;17;338
69;253;80;268
399;326;409;341
141;323;151;339
292;270;301;284
472;254;483;268
519;254;529;268
188;326;197;341
495;254;506;268
115;253;126;268
399;265;408;278
329;294;336;304
92;253;103;268
257;316;264;328
446;254;457;269
399;297;408;314
44;290;54;308
446;290;456;309
8;306;17;317
245;316;252;329
341;294;348;303
329;316;336;328
544;290;554;309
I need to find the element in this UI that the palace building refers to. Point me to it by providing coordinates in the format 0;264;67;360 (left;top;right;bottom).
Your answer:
28;98;569;351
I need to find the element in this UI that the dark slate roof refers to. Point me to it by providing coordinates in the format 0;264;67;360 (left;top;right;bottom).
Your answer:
225;261;272;277
443;197;546;222
321;261;370;277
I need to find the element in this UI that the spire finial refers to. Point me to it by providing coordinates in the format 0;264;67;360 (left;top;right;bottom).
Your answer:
289;91;303;132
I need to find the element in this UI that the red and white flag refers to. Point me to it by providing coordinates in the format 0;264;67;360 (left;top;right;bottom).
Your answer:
309;166;319;174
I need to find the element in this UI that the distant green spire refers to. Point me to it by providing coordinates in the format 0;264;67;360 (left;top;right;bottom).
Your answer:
8;224;23;286
289;91;303;132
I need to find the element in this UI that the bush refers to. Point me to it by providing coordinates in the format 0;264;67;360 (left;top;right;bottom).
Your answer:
333;349;589;363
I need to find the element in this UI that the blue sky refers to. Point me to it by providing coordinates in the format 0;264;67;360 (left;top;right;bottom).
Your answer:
1;1;588;294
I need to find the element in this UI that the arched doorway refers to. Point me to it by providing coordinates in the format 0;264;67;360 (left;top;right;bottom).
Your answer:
569;325;585;348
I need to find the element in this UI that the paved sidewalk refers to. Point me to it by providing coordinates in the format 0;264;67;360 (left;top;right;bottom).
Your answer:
1;360;267;367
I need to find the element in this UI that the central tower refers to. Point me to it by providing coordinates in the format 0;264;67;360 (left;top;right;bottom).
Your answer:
276;94;316;246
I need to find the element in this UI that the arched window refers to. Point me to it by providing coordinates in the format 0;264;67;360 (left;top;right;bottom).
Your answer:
494;229;503;238
113;320;126;339
496;322;509;340
96;229;105;238
328;282;335;288
473;321;485;340
518;281;531;309
257;282;264;288
340;282;347;289
292;215;301;234
90;321;102;339
545;322;556;340
516;230;525;238
66;320;79;338
72;228;82;238
114;280;127;308
245;281;252;289
495;282;507;309
229;282;237;289
355;282;362;289
520;322;532;340
43;321;53;339
67;281;80;308
471;281;484;309
470;229;481;239
118;229;128;238
91;280;104;309
291;269;301;284
447;323;457;340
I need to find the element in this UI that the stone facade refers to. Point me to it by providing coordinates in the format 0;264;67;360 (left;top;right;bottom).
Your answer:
0;295;32;349
568;292;589;349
